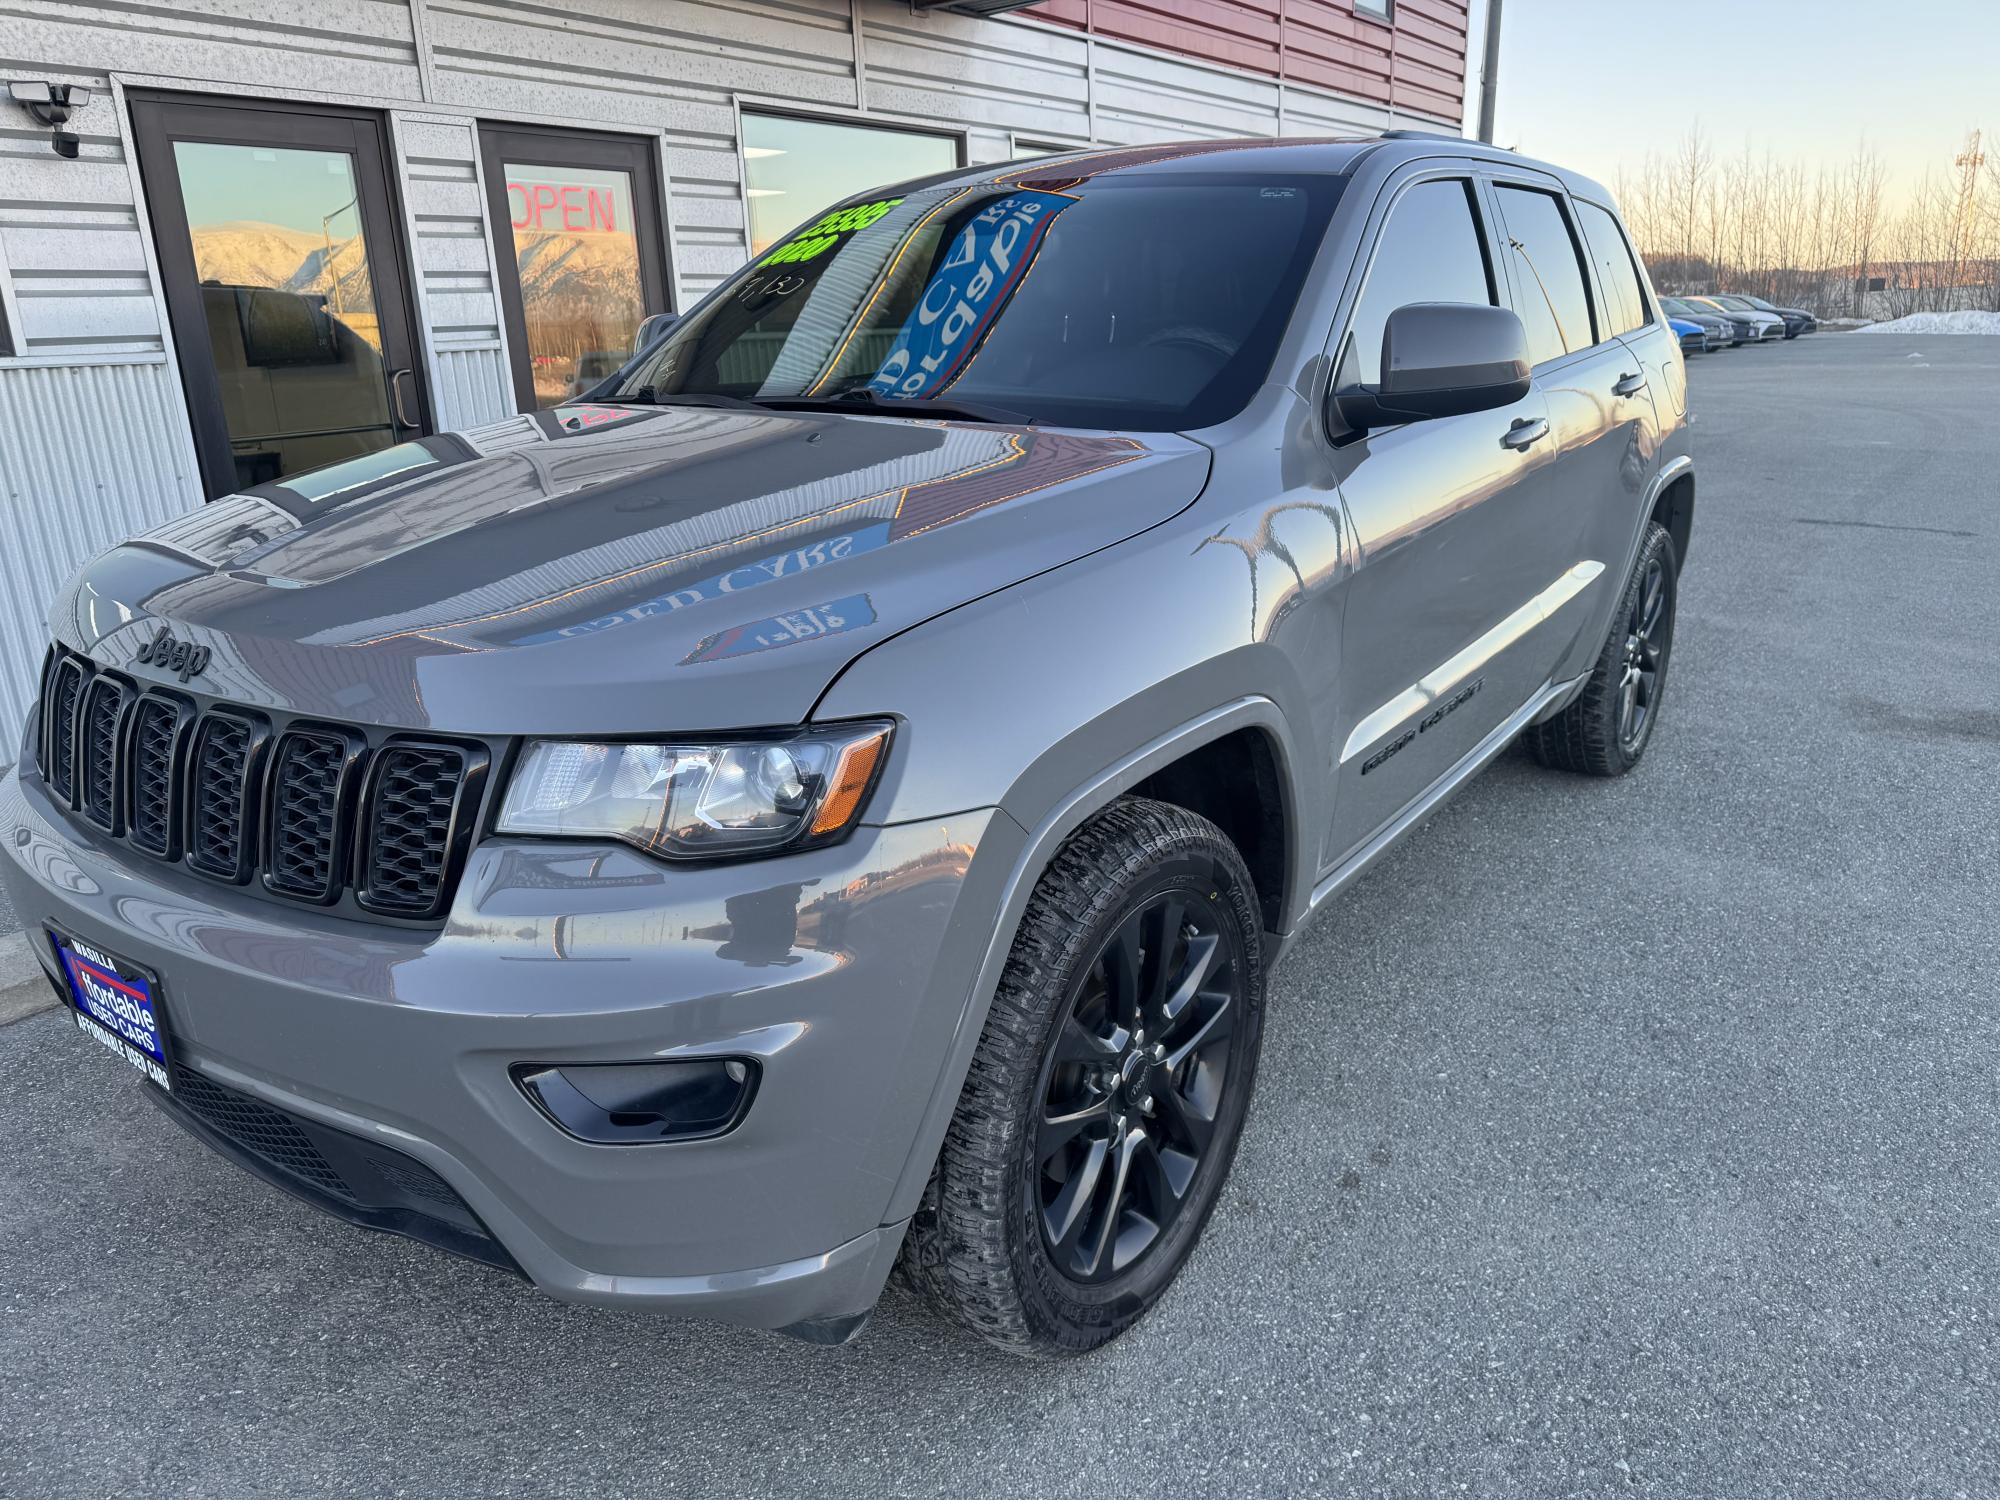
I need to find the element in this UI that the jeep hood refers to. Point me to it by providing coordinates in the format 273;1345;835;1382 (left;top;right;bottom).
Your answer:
51;405;1209;734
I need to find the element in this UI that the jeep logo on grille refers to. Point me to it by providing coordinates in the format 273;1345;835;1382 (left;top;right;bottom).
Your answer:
134;625;212;683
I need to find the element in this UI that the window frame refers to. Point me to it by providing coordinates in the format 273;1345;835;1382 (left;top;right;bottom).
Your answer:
733;101;968;264
477;121;674;413
1326;167;1501;406
1572;196;1656;339
1483;174;1602;368
0;240;16;357
1354;0;1394;20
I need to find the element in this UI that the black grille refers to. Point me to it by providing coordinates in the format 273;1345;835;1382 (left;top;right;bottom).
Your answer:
360;746;467;917
126;697;185;857
266;730;350;900
45;655;87;801
34;647;486;922
80;676;127;831
170;1063;356;1201
187;713;257;879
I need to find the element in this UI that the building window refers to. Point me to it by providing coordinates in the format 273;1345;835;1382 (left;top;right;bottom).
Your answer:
741;111;960;259
1355;0;1392;19
479;123;672;410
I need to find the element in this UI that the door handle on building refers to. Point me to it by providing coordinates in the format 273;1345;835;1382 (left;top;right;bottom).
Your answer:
390;367;421;430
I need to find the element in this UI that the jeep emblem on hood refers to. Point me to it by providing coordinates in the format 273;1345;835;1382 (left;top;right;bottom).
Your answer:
134;625;211;683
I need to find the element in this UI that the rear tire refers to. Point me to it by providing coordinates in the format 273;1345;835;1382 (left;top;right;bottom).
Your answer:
1526;520;1678;777
898;797;1266;1357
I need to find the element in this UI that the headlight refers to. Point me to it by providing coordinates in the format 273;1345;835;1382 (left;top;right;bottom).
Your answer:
497;721;892;861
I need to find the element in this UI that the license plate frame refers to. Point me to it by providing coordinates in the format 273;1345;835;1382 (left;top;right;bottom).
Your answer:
47;926;174;1092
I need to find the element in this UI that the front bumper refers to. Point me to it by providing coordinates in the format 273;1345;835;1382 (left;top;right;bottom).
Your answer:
2;762;1013;1334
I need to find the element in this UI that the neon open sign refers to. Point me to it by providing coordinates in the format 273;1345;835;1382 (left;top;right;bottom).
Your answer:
508;179;619;233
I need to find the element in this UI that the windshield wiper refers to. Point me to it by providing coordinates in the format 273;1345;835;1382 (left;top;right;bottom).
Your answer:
760;387;1037;426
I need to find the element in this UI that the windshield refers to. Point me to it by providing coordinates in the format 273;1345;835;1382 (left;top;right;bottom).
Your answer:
610;173;1343;431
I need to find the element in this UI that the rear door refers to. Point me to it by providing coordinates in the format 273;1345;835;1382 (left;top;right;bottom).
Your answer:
1483;174;1654;674
1323;168;1566;868
1570;195;1674;589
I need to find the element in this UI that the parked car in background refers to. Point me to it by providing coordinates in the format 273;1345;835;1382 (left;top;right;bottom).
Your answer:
1688;295;1785;342
4;135;1694;1358
1725;293;1815;337
1659;297;1741;347
1667;316;1713;354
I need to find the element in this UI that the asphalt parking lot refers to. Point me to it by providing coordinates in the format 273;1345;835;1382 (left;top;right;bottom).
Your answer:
2;333;1995;1498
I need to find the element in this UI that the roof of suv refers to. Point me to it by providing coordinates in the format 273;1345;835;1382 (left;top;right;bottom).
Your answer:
859;132;1615;216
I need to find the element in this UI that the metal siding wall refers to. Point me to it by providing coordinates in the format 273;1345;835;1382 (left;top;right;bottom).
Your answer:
1090;38;1284;143
1023;0;1468;125
421;0;862;301
0;361;199;737
862;6;1092;145
393;116;516;430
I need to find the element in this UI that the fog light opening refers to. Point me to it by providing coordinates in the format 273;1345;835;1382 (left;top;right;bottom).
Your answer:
513;1057;759;1144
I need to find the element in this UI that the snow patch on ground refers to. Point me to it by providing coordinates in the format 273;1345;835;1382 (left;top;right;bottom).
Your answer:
1854;310;2000;335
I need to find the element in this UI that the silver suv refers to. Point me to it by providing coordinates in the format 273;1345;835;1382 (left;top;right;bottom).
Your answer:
3;135;1692;1357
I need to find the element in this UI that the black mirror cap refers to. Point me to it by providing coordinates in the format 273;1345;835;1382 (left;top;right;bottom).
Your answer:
1333;302;1532;432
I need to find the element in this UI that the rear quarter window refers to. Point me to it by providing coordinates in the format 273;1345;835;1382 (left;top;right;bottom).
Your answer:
1575;200;1652;337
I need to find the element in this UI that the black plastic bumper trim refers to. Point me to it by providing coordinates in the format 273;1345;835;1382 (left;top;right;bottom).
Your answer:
145;1075;527;1282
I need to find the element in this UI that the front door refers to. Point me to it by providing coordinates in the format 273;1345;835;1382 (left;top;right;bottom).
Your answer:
1324;172;1568;870
131;96;430;498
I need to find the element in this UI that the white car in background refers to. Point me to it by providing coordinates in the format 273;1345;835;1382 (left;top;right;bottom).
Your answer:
1687;295;1786;342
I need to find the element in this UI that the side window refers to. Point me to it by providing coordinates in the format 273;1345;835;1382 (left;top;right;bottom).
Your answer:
1493;185;1595;365
1575;199;1651;337
1341;178;1494;387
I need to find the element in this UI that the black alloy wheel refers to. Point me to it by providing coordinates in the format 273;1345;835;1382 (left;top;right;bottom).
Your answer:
1034;887;1241;1283
1617;552;1671;752
1524;519;1679;777
898;797;1267;1356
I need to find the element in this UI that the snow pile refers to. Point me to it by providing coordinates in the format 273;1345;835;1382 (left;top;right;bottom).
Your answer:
1853;310;2000;335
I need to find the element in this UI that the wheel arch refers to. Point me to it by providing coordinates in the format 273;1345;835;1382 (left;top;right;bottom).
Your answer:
1651;465;1695;567
879;695;1305;1223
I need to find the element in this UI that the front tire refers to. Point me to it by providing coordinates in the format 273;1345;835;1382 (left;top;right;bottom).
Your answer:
1526;520;1679;776
899;797;1267;1357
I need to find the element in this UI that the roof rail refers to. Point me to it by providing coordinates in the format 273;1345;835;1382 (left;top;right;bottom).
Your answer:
1379;129;1470;143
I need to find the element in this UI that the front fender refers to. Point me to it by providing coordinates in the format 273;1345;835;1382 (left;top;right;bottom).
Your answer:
812;505;1331;1222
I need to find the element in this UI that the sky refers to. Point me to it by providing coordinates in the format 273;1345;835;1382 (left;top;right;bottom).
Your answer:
1466;0;1999;204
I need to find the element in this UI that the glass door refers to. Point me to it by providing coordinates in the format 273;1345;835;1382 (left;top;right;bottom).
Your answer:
131;95;430;499
478;124;672;410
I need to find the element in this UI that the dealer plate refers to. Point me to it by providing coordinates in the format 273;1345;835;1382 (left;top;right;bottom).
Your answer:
48;928;172;1092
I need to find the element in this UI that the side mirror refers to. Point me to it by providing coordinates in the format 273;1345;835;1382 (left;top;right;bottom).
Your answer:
632;312;678;353
1333;302;1531;432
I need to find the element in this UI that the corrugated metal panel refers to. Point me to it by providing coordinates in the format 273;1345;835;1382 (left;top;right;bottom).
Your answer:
431;346;516;431
0;81;160;360
393;115;516;426
1091;37;1284;143
863;5;1092;142
0;360;202;740
15;1;422;99
1018;0;1465;124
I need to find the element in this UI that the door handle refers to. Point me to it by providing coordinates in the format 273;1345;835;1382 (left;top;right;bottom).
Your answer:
1500;416;1549;451
1613;371;1648;399
390;367;421;431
